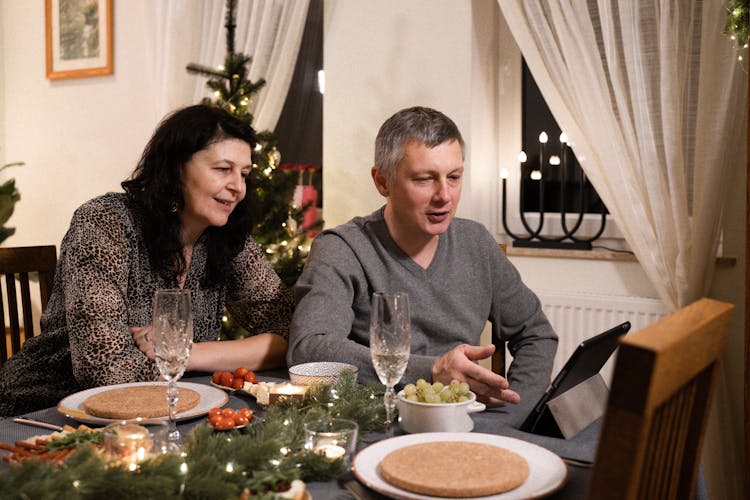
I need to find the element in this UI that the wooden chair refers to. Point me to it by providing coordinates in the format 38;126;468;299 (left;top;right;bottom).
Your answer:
0;245;57;363
588;297;734;500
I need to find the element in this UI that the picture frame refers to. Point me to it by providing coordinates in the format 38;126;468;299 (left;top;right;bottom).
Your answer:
45;0;113;80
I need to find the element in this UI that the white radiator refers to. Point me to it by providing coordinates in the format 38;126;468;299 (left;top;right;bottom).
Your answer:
535;290;670;385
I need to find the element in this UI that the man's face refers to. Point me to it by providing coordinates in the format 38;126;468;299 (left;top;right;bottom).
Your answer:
378;139;463;241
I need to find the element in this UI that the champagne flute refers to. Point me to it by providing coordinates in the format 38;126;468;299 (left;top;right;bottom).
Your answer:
370;291;411;429
151;289;193;444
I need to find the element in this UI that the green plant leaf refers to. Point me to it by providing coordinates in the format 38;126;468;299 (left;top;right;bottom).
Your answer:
0;227;16;245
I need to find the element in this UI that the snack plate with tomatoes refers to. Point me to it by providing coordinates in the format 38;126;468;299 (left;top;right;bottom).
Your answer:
207;406;255;431
211;366;258;390
209;367;282;406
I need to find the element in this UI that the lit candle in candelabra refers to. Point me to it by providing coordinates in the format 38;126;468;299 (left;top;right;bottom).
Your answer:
538;131;548;164
534;132;548;181
518;151;532;180
499;128;606;249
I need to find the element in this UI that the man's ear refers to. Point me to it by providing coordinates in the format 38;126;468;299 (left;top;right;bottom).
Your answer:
372;166;389;196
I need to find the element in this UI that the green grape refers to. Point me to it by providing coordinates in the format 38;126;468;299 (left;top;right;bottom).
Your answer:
424;392;441;404
439;388;453;402
403;378;473;404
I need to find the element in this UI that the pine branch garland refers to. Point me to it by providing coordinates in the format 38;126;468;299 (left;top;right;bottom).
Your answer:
0;374;387;499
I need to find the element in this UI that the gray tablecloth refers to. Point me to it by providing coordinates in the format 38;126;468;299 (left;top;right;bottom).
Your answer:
1;373;597;499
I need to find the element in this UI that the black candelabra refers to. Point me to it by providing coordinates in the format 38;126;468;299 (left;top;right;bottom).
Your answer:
501;131;606;250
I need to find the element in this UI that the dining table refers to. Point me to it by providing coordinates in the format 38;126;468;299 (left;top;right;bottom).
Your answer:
0;370;602;499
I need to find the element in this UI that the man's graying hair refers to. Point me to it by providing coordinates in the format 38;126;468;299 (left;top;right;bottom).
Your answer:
374;106;465;181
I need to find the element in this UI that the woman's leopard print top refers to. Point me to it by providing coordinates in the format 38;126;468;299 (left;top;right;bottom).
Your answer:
0;192;293;416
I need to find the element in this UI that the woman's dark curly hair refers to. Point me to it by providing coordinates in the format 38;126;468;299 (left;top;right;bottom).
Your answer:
122;104;257;287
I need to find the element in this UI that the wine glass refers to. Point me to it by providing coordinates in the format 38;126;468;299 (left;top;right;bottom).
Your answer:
370;291;411;429
151;289;194;444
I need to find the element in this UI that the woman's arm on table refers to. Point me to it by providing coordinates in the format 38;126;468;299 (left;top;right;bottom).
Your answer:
133;327;288;372
187;333;288;372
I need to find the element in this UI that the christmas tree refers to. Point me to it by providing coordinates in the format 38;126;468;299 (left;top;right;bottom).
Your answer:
187;0;317;337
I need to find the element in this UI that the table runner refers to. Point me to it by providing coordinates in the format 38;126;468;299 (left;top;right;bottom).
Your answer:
1;373;598;499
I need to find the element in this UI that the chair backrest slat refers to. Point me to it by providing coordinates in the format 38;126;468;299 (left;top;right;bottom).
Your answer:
0;245;57;364
5;272;21;354
19;271;33;338
588;297;733;500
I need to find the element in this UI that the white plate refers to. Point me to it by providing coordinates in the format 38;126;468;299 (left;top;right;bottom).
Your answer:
57;381;229;425
352;432;568;500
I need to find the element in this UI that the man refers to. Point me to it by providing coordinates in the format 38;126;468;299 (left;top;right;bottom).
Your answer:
287;106;557;425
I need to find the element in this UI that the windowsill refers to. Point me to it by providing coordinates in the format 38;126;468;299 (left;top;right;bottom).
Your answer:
506;246;737;266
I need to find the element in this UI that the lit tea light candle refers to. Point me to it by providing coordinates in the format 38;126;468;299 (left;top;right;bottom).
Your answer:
304;418;358;468
269;383;308;405
316;443;346;460
104;422;153;470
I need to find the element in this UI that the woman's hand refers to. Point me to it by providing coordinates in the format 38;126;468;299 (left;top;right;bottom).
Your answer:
131;326;155;360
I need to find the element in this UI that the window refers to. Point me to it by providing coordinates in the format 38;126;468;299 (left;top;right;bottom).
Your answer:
520;60;606;216
274;0;323;205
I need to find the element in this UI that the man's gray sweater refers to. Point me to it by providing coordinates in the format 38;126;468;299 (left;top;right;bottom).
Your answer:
287;208;557;426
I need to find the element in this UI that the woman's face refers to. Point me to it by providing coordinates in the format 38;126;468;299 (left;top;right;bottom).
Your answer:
179;138;252;241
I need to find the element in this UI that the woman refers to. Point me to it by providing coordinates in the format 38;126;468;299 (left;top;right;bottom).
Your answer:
0;104;293;416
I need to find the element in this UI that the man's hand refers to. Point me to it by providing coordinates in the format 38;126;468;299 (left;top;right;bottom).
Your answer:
431;344;520;405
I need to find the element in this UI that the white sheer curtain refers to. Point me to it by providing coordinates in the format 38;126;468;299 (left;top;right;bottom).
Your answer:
498;0;746;311
150;0;310;130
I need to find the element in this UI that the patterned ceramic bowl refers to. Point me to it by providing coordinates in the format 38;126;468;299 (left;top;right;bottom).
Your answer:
288;362;359;386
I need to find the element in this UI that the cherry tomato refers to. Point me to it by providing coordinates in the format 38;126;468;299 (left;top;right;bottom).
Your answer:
215;417;235;430
237;408;253;420
243;371;257;384
211;371;223;385
234;367;249;378
233;415;249;427
219;371;234;388
221;407;236;418
208;413;223;426
208;407;223;418
232;377;245;390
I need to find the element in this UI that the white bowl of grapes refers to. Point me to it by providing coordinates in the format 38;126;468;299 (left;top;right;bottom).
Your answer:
397;379;486;433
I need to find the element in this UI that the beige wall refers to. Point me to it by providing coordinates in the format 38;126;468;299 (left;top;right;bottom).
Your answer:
0;0;745;497
1;0;158;249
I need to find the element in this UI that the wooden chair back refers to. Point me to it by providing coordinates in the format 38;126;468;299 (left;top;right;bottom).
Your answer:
588;297;734;500
0;245;57;363
492;243;507;375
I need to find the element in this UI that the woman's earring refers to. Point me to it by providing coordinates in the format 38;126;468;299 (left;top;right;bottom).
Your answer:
170;202;178;213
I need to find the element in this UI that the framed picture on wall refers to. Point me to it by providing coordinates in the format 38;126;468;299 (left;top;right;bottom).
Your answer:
45;0;113;80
